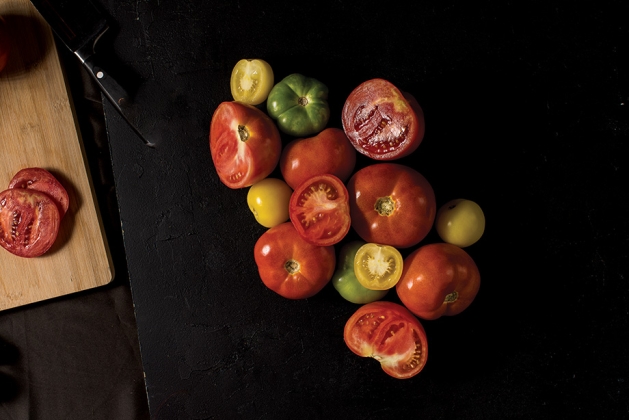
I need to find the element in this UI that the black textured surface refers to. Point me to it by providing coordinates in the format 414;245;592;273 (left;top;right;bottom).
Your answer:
100;1;628;419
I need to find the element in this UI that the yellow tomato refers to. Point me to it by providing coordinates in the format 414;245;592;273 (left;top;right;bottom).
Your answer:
353;243;403;290
435;199;485;247
247;178;292;228
230;59;274;105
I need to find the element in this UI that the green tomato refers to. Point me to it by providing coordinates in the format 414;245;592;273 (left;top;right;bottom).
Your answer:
435;199;485;247
266;73;330;137
332;241;388;304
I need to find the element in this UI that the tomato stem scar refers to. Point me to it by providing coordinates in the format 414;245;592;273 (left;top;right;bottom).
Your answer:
237;125;249;141
284;259;300;275
444;291;459;303
298;97;309;107
374;196;395;216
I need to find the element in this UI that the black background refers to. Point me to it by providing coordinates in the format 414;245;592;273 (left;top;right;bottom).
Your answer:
3;0;629;419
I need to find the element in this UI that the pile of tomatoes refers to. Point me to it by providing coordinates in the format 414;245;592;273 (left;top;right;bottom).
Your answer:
209;59;485;380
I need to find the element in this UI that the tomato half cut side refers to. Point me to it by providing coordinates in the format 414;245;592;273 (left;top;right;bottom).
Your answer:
289;174;351;247
0;188;61;258
354;243;404;290
344;301;428;379
8;167;69;216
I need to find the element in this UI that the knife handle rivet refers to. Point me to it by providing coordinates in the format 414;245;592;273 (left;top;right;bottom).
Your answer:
96;71;104;79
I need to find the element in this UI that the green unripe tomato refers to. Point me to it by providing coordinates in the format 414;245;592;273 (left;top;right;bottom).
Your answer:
435;199;485;247
332;241;388;304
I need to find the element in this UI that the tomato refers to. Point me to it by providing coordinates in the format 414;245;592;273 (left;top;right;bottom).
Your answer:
342;79;425;160
266;73;330;137
246;178;292;228
8;168;69;217
332;241;388;304
435;199;485;247
347;163;436;248
0;188;61;258
0;16;9;72
209;101;282;189
279;128;357;190
344;301;428;379
354;243;403;290
289;174;351;247
253;222;336;299
396;242;481;320
230;59;274;105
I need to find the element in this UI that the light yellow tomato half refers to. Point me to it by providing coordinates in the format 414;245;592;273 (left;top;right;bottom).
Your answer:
247;178;292;228
354;243;404;290
435;199;485;247
230;59;274;105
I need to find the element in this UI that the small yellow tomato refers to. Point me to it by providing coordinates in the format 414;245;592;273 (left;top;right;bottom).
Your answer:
435;199;485;247
247;178;292;228
354;243;403;290
230;59;274;105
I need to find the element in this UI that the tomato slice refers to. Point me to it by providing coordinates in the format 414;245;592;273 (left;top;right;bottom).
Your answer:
8;167;69;216
354;243;403;290
0;188;61;258
289;174;351;247
230;59;274;105
344;301;428;379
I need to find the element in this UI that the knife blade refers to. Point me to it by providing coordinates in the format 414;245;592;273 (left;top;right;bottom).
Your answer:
29;0;155;147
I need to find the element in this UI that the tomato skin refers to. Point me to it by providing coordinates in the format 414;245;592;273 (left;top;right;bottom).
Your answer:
280;128;356;190
230;58;274;105
344;301;428;379
332;241;388;304
347;163;436;248
0;188;61;258
289;174;351;247
342;79;425;160
396;242;481;320
246;178;292;228
8;167;69;216
0;16;9;72
209;101;282;189
254;222;336;299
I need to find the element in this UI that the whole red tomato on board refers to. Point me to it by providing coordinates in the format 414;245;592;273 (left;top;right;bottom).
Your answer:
9;168;69;216
280;128;356;190
0;16;9;72
209;101;282;189
342;78;425;160
289;174;351;247
344;300;428;379
347;163;436;248
396;242;481;320
0;188;61;258
254;222;336;299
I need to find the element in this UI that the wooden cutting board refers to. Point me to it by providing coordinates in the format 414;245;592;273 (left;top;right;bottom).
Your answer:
0;0;113;311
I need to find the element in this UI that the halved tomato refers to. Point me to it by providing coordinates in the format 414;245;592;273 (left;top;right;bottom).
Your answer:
209;101;282;189
354;243;403;290
344;301;428;379
8;167;69;216
0;188;61;258
230;59;274;105
288;174;350;247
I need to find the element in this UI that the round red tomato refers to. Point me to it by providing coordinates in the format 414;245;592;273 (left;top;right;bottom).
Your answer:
0;16;9;72
8;167;69;216
0;188;61;258
344;301;428;379
347;163;436;248
396;243;481;320
279;127;356;190
209;101;282;189
254;222;336;299
289;174;351;247
342;79;425;160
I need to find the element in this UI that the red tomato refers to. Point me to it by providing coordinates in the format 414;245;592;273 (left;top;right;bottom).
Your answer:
8;168;69;216
289;174;351;247
342;79;425;160
344;301;428;379
254;222;336;299
0;188;61;258
347;163;436;248
279;128;356;190
209;101;282;189
0;16;9;72
396;243;481;320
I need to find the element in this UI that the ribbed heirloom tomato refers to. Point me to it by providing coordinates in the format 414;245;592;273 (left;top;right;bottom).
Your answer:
344;301;428;379
347;163;436;248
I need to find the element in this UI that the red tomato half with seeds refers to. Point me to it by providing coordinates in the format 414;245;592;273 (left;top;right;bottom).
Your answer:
210;101;282;189
344;301;428;379
0;188;61;258
289;174;351;247
254;222;336;299
9;167;69;216
342;79;425;160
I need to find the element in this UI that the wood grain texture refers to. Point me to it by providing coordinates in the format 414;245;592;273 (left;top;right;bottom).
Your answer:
0;0;113;310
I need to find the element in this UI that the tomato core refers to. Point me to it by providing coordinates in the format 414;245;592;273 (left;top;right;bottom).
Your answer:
284;259;300;274
374;196;395;216
444;291;459;303
237;125;249;141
